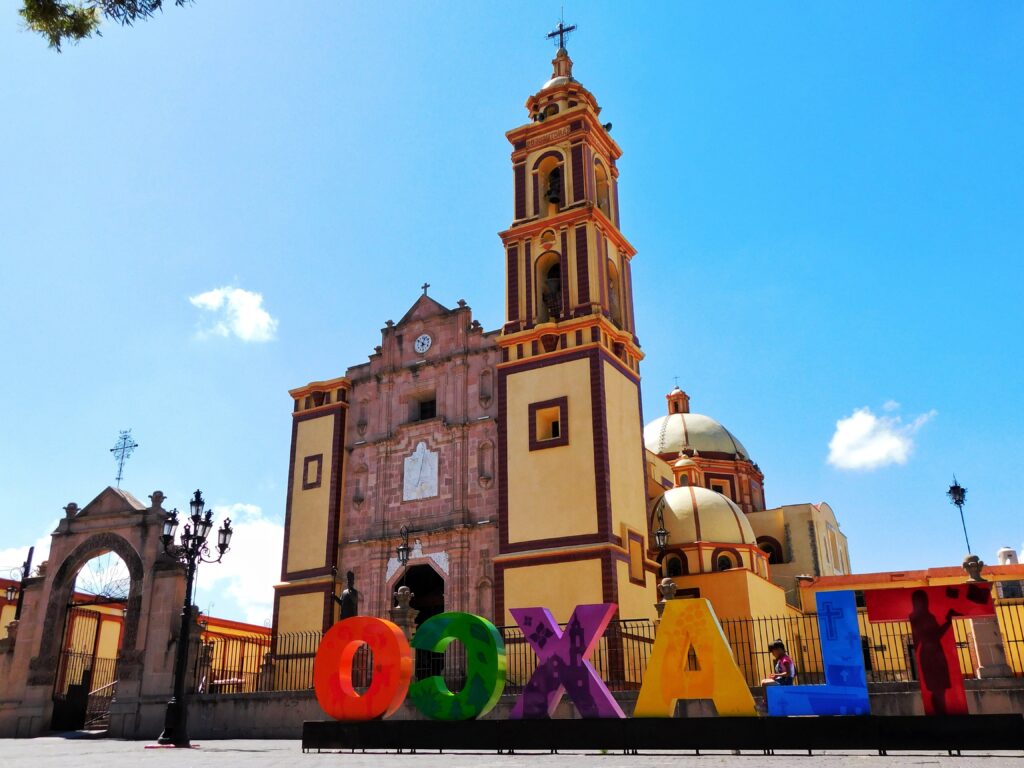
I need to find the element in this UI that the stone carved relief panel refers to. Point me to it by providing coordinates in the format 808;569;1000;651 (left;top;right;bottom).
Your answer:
403;441;438;501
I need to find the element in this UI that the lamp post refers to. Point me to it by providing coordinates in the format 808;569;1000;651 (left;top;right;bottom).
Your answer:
947;476;971;554
156;489;233;748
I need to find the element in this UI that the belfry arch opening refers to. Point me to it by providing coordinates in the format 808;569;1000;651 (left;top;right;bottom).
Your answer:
536;154;564;217
606;258;623;328
595;159;611;218
536;252;563;323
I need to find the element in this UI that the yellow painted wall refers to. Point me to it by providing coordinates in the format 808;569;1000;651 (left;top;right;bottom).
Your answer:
0;604;14;638
501;557;604;624
275;591;325;636
286;414;336;574
505;357;598;544
603;361;647;539
669;569;789;620
615;560;656;622
96;619;121;658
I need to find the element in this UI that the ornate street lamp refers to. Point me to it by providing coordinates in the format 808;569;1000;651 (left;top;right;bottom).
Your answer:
4;585;16;603
653;499;669;553
947;476;971;554
156;489;233;748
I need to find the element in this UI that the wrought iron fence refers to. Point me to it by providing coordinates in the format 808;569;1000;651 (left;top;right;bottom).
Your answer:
498;618;656;695
189;603;1024;697
54;651;118;697
719;609;981;688
190;619;656;696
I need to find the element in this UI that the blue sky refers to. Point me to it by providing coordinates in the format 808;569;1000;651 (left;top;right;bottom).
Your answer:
1;2;1021;624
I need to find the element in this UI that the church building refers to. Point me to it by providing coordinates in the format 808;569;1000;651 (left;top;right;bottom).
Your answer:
273;36;849;637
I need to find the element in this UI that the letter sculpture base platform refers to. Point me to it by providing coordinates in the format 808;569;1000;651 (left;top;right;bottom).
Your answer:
303;715;1024;753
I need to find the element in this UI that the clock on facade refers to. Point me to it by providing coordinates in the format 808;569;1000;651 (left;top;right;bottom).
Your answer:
414;334;432;354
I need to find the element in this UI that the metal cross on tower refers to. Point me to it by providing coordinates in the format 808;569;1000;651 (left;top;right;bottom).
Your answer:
110;429;139;488
421;282;430;295
547;18;577;50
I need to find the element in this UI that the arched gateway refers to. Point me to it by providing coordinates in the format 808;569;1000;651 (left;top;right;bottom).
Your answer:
0;487;189;738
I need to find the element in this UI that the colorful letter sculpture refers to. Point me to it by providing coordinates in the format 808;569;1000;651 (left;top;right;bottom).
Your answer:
408;612;507;720
313;616;413;721
766;590;869;716
509;603;625;719
634;598;756;717
864;583;993;716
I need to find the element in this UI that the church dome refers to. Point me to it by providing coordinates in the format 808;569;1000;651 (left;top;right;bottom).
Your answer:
655;486;756;547
643;388;751;460
644;412;750;459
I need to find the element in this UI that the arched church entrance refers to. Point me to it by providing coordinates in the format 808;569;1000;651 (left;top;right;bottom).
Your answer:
403;564;445;682
51;551;131;731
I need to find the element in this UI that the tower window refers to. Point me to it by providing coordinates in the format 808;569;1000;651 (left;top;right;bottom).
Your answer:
418;399;436;421
528;396;569;450
717;556;732;572
665;556;684;578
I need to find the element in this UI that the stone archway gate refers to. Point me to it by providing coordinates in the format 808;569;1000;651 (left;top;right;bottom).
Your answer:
0;487;188;738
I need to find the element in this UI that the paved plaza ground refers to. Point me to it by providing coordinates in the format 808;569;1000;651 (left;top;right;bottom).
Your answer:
2;738;1022;767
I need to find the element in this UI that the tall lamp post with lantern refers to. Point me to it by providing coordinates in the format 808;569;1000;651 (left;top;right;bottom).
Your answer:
156;490;233;747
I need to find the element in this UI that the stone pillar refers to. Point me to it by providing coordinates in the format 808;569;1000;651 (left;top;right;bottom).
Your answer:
389;586;419;642
971;617;1013;679
654;578;678;624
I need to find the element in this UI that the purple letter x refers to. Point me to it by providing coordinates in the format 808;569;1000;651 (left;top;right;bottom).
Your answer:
509;603;625;719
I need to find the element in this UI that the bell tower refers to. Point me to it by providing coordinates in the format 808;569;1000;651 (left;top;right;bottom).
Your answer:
495;32;656;623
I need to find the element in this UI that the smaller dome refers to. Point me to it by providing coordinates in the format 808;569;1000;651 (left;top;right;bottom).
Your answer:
673;454;697;469
656;486;756;547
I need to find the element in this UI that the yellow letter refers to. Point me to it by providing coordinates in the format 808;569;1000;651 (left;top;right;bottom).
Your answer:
634;598;756;717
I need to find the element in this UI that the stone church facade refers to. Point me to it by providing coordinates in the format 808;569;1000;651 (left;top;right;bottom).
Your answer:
274;295;501;634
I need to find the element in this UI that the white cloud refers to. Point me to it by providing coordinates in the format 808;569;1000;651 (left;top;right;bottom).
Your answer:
828;405;937;471
194;503;283;626
0;524;55;579
189;287;278;342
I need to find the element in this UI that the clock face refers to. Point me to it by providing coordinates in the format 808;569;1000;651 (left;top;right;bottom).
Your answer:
414;334;432;354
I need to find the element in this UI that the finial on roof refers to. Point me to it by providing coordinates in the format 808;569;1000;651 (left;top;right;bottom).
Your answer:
421;282;430;296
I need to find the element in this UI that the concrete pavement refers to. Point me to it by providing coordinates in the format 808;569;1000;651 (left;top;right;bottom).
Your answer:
2;737;1022;767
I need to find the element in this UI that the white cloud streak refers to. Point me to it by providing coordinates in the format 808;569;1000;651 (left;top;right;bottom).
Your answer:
828;405;937;471
0;524;55;579
195;503;283;626
189;287;278;342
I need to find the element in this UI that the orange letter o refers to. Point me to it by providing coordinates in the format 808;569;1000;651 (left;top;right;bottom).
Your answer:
313;617;413;720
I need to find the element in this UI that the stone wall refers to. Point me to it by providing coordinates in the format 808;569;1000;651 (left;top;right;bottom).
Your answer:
183;680;1024;740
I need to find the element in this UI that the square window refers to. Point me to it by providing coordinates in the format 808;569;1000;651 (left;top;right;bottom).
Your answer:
419;399;436;420
528;396;569;450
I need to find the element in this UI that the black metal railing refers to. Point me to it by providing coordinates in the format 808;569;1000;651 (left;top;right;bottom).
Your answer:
189;619;656;696
498;618;655;695
189;605;1024;697
54;651;118;697
719;610;980;688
